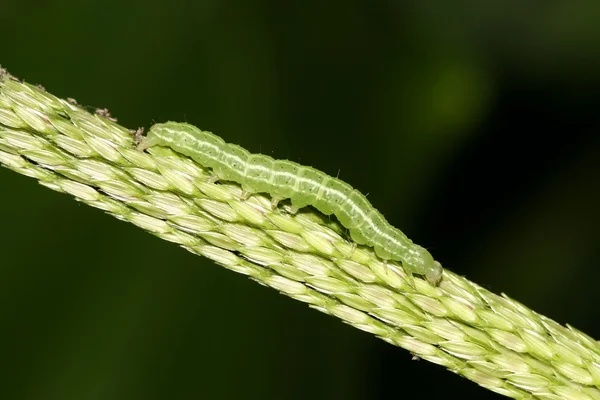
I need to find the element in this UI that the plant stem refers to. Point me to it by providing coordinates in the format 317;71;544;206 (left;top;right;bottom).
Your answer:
1;69;599;400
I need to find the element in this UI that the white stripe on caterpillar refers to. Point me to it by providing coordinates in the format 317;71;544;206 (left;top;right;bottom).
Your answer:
138;122;443;285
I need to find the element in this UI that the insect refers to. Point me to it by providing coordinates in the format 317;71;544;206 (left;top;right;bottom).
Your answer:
138;122;443;285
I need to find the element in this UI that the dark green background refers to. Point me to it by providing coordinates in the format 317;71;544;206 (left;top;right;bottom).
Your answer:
1;1;599;399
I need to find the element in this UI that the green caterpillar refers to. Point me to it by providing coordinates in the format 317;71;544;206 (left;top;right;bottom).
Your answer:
138;122;443;284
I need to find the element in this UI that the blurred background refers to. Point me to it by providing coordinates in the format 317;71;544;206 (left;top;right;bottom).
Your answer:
1;1;599;399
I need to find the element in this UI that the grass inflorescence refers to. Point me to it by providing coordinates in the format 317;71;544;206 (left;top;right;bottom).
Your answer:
1;68;599;399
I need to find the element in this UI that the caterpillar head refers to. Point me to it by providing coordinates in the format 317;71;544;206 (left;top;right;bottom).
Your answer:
405;246;443;286
425;261;443;286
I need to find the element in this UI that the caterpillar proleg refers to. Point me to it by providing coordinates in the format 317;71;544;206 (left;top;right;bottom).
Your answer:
138;122;443;284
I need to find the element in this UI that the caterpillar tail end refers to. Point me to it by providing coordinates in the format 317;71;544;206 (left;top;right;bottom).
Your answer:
134;126;163;152
136;140;148;152
136;136;157;152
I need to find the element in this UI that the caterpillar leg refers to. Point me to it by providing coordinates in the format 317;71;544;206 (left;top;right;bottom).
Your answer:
207;174;220;184
270;197;282;209
348;241;357;258
240;190;251;201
